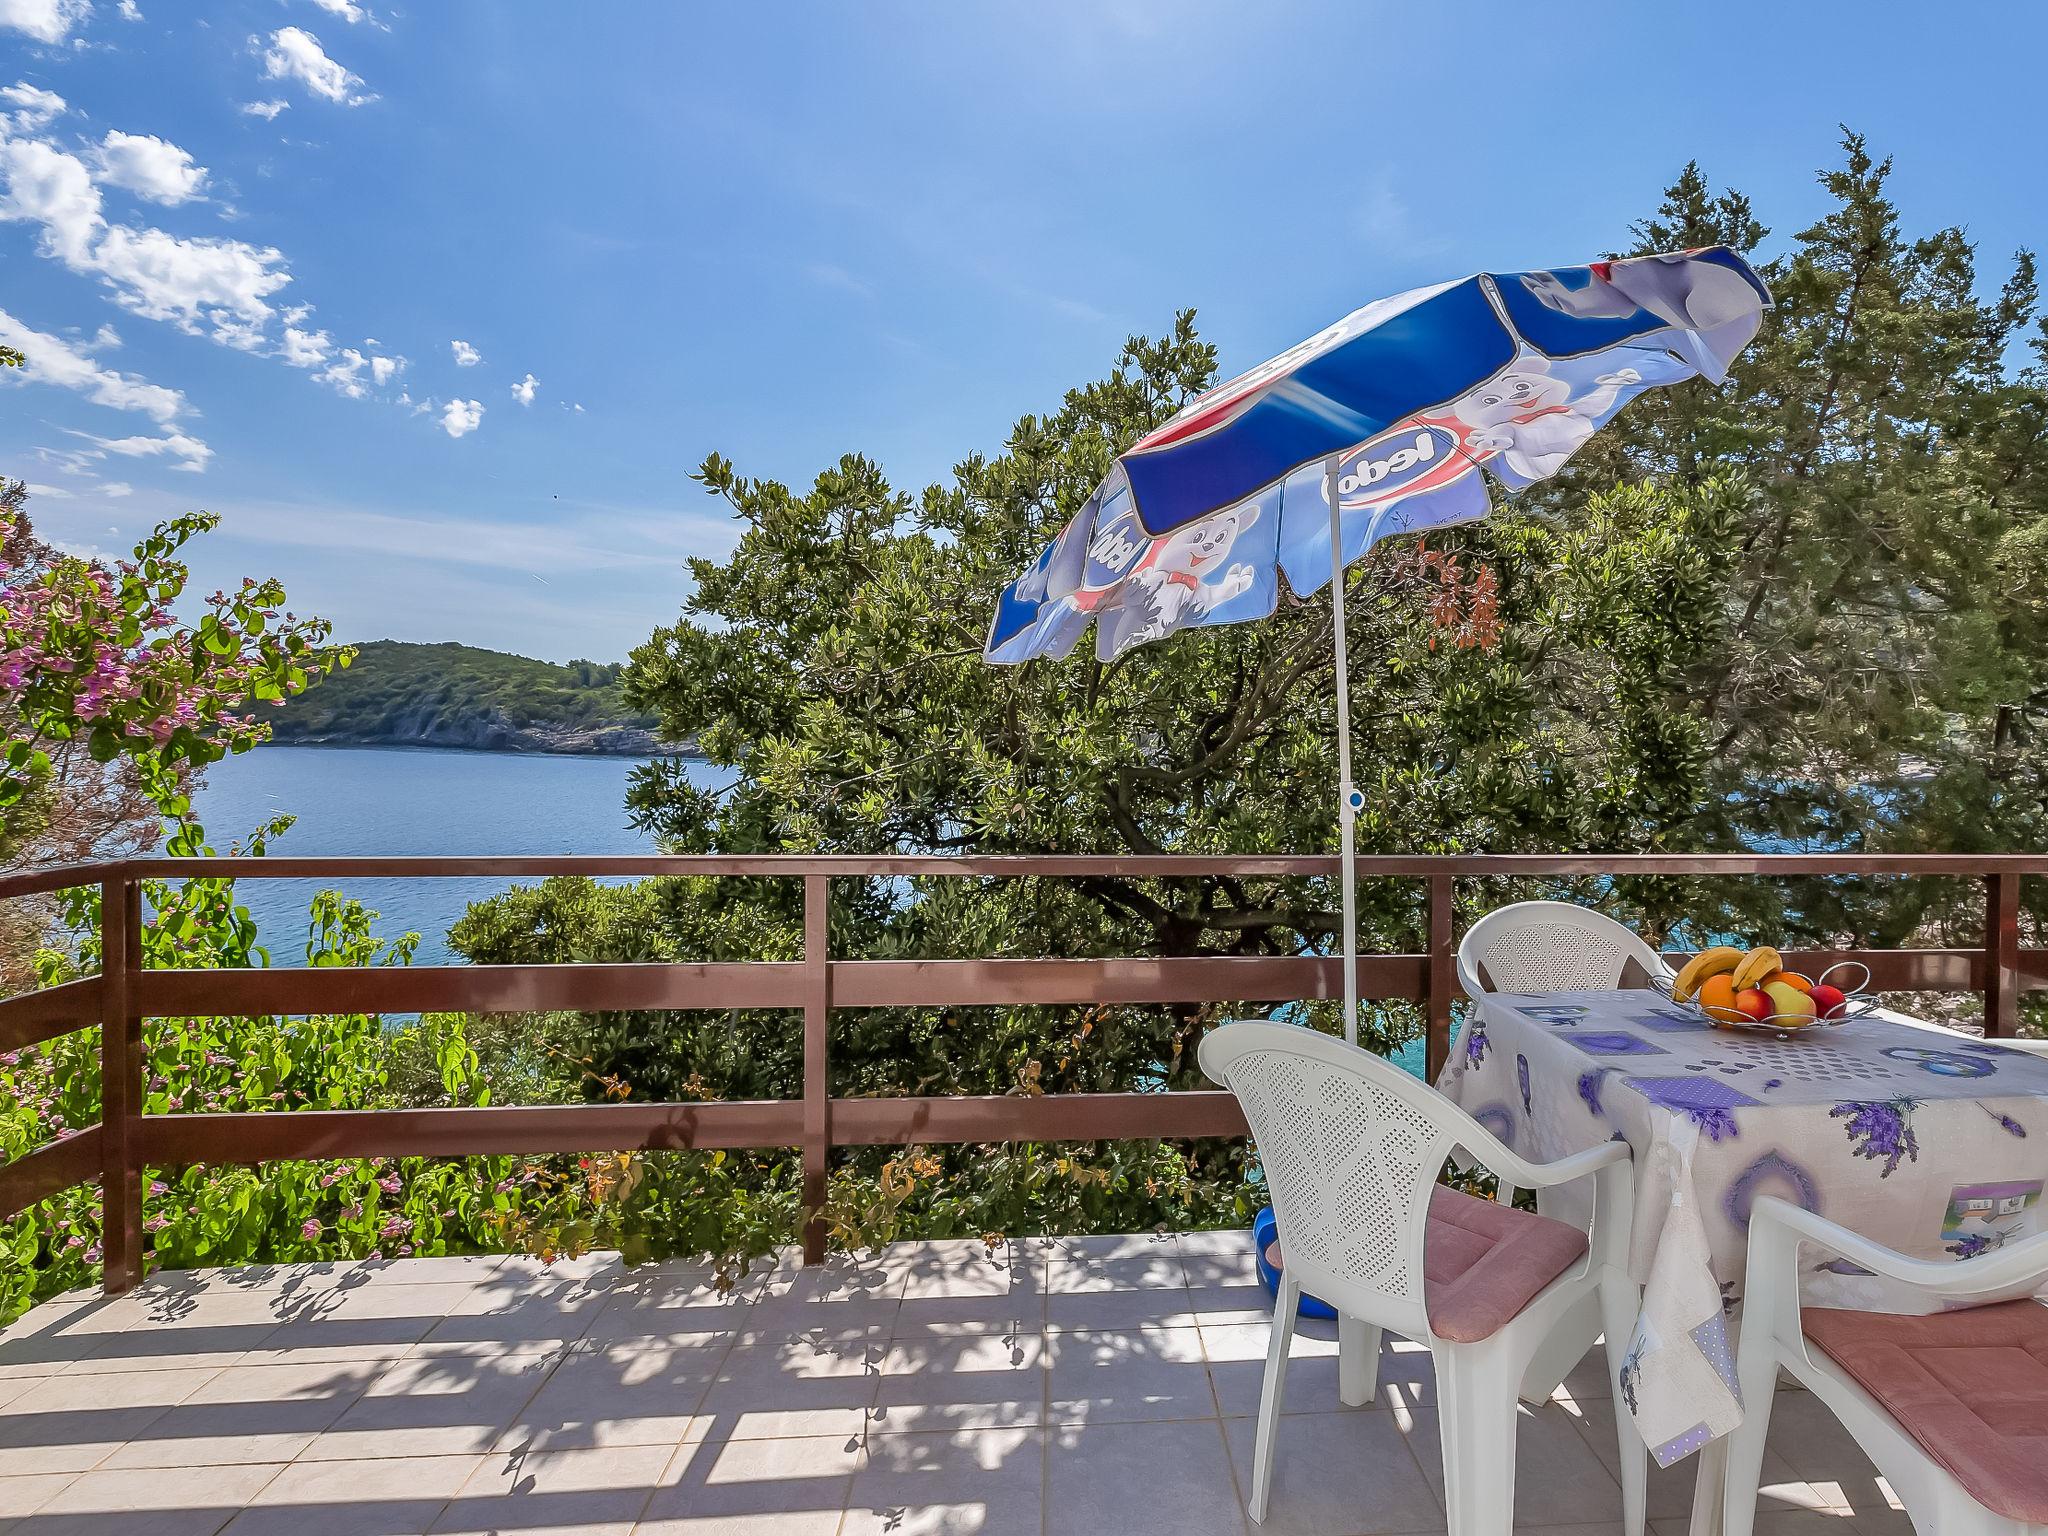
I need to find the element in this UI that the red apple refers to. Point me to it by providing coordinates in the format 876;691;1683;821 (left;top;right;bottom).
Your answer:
1735;987;1772;1023
1808;983;1849;1020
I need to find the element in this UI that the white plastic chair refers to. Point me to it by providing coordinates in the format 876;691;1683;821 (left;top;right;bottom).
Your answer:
1453;901;1672;1210
1200;1019;1645;1536
1454;899;1672;1015
1725;1197;2048;1536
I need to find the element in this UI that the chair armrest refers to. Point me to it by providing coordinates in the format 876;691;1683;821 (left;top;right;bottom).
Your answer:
1484;1135;1631;1195
1752;1196;2048;1304
1454;952;1485;1005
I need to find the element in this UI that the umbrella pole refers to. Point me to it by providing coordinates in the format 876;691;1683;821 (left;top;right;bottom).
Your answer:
1324;453;1360;1047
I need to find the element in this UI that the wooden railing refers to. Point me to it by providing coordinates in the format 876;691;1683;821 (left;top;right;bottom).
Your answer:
1;853;2042;1295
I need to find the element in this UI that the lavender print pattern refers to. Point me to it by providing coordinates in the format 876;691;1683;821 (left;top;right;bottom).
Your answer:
1831;1097;1921;1177
1946;1230;1999;1259
1618;1339;1644;1415
1683;1105;1741;1142
1518;1054;1532;1114
1981;1105;2027;1138
1464;1019;1491;1069
1578;1068;1609;1117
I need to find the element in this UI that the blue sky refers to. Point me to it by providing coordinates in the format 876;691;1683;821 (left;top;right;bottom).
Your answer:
3;1;2043;662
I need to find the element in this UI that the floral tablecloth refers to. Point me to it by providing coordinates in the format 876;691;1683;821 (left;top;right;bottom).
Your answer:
1438;989;2048;1467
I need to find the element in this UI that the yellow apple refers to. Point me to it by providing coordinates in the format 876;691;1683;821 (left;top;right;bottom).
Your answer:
1762;979;1817;1023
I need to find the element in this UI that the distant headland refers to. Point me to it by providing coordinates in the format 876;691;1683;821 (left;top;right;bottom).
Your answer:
270;640;678;756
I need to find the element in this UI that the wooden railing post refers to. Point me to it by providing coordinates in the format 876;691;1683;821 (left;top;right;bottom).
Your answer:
1426;875;1454;1082
1986;872;2021;1039
801;874;831;1265
98;874;143;1296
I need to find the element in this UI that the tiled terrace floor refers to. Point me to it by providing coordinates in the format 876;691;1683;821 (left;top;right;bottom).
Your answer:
0;1233;1901;1536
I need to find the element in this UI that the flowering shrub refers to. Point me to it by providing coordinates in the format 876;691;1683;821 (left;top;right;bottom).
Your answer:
1;502;343;830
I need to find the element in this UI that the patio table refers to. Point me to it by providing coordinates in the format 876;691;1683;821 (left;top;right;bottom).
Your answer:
1436;988;2048;1469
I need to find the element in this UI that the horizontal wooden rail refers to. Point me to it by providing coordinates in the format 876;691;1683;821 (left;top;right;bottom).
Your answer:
139;1101;805;1163
1713;949;1988;992
115;950;2030;1023
831;956;1420;1006
129;1092;1249;1166
0;976;100;1053
833;1091;1249;1145
5;852;2042;885
0;863;111;902
136;963;808;1018
0;1127;103;1220
1;852;2036;1295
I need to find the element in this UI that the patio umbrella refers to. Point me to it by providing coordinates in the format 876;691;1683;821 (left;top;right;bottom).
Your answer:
983;247;1771;1044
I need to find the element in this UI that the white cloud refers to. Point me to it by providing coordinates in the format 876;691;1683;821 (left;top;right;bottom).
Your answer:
261;26;373;107
450;337;480;367
319;348;370;396
0;0;91;44
212;497;734;578
92;130;208;205
439;397;482;438
510;372;537;406
71;428;214;473
102;480;132;496
116;0;139;18
1;81;65;132
316;344;401;398
24;481;72;497
91;224;292;344
280;320;329;366
303;0;364;21
0;135;291;344
0;135;102;265
0;304;186;421
240;98;289;121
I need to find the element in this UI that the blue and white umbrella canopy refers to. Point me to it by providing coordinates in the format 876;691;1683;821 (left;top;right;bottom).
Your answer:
982;246;1771;1044
986;248;1770;666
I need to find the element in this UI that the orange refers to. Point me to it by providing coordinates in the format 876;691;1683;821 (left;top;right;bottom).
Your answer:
1698;973;1745;1024
1763;970;1813;994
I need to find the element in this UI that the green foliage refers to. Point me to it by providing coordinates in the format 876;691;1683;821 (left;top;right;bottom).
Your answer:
457;329;1753;1237
269;639;659;750
1;506;346;839
1;849;803;1320
1560;133;2048;967
455;132;2048;1248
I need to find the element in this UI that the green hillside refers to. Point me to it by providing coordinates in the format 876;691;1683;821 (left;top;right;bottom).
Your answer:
270;640;668;755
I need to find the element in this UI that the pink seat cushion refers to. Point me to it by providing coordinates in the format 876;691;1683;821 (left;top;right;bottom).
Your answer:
1803;1299;2048;1524
1423;1186;1589;1343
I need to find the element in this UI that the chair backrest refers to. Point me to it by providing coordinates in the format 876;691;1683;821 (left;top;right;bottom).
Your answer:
1456;900;1669;999
1199;1018;1483;1339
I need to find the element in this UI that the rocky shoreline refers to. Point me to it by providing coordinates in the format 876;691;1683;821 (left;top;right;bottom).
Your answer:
276;708;672;757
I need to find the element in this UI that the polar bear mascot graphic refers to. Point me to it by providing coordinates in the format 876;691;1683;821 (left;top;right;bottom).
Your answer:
1107;502;1261;654
1444;357;1640;482
1521;252;1764;380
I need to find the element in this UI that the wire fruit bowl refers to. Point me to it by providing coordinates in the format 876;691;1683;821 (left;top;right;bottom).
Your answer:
1654;959;1879;1036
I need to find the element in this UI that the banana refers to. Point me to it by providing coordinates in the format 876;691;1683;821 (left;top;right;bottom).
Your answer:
1732;946;1784;992
1672;945;1745;1002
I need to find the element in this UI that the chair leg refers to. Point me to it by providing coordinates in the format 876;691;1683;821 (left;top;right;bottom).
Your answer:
1248;1273;1300;1524
1338;1312;1381;1407
1439;1341;1520;1536
1720;1344;1781;1536
1599;1269;1648;1536
1519;1289;1599;1404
